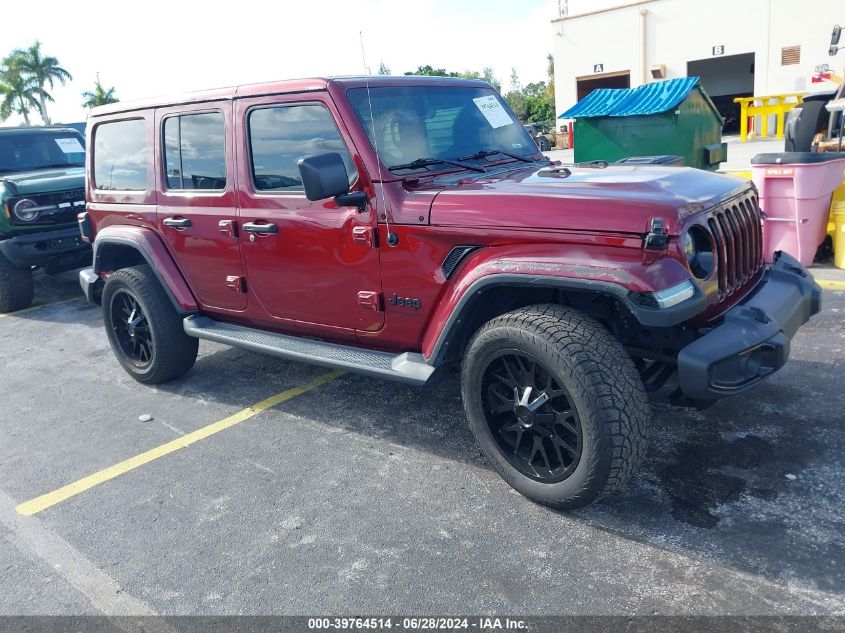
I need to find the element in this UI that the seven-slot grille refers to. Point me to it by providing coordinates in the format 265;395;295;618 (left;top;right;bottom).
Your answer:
704;193;764;297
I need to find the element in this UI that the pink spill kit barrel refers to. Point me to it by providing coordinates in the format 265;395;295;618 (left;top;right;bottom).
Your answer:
751;152;845;266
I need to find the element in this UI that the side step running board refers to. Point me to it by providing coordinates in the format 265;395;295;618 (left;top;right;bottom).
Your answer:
183;315;435;385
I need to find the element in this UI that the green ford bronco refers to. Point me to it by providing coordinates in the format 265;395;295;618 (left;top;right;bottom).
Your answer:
0;126;90;312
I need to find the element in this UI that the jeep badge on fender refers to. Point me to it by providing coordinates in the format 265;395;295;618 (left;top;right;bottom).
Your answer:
387;293;421;310
78;76;820;510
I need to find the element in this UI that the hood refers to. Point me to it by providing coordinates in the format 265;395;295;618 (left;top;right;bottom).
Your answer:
0;166;85;197
426;165;750;235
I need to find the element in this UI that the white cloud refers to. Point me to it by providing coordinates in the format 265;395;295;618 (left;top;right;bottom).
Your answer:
1;0;557;125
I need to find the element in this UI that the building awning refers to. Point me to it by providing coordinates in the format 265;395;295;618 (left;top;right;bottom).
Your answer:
559;77;701;118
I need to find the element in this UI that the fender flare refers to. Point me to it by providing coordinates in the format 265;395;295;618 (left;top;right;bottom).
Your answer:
93;225;198;314
422;268;706;365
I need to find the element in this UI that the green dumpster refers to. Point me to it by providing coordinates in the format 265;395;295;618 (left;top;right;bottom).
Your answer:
559;77;727;171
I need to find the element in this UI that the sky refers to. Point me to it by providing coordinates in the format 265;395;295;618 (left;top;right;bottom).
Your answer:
2;0;560;126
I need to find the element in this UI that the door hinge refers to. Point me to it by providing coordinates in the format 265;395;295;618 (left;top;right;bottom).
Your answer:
226;275;246;293
357;291;382;312
352;226;376;248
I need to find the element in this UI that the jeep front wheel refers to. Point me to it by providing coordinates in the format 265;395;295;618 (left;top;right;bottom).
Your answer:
102;265;198;384
0;252;34;313
461;304;650;509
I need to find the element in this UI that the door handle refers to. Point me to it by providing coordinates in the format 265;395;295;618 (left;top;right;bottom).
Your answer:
163;217;192;229
242;222;278;235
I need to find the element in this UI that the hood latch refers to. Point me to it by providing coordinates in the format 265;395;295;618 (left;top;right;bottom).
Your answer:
644;218;670;251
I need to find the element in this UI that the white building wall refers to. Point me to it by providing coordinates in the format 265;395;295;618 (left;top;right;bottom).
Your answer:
552;0;843;117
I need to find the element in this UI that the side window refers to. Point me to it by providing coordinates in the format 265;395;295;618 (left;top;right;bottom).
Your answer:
93;119;147;191
248;104;356;192
163;112;226;190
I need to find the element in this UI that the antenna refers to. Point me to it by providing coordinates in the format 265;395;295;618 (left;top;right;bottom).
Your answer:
359;31;397;247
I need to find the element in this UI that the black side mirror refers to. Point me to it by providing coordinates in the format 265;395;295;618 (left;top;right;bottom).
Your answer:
297;152;368;212
297;152;351;201
832;25;842;46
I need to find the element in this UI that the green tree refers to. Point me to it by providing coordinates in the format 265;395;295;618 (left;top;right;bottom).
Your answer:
509;67;521;93
405;65;501;92
520;81;555;123
0;53;39;125
82;75;118;109
15;41;72;124
504;91;528;121
377;61;391;75
481;67;501;93
546;53;555;99
404;65;449;77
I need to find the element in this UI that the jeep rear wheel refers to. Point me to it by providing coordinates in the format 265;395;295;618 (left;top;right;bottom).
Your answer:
102;265;198;384
461;304;650;509
0;252;34;313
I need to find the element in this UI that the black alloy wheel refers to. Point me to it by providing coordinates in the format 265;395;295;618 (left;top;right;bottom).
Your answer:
101;265;198;384
109;289;154;368
482;351;582;482
461;304;650;509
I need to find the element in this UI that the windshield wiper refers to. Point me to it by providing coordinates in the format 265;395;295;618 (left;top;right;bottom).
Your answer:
387;157;486;173
457;149;539;164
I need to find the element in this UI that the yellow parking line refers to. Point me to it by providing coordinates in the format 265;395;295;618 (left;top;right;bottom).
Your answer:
0;296;80;319
16;369;345;516
817;279;845;291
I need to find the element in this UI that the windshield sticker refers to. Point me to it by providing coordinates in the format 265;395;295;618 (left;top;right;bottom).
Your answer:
472;96;513;129
55;138;84;154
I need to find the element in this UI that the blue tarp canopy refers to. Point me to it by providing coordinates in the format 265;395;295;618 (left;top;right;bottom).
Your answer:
559;77;701;118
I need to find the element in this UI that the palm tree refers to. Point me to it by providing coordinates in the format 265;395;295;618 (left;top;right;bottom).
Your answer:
16;41;72;125
82;75;118;109
0;53;39;125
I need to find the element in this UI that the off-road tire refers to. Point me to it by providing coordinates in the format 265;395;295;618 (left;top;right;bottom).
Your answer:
538;136;552;152
461;304;650;509
102;265;198;384
0;252;34;313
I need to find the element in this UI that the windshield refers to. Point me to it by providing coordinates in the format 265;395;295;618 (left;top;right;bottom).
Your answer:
347;86;539;173
0;130;85;174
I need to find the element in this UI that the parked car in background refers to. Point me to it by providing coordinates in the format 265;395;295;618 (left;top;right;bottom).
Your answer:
523;121;556;151
0;127;89;311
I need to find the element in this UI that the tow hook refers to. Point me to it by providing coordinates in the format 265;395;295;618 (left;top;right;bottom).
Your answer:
644;217;670;251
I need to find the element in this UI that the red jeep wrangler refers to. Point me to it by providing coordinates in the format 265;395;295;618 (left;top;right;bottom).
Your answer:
78;76;820;509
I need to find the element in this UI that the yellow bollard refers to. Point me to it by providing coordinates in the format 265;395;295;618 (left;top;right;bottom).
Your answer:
834;203;845;270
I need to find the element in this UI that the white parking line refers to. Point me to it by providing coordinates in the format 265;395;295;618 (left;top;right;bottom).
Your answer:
0;489;157;617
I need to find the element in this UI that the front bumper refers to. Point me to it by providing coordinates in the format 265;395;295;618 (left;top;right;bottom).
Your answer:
677;251;821;400
0;227;91;272
79;267;102;304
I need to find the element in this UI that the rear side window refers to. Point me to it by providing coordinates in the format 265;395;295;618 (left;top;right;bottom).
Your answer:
163;112;226;190
93;119;147;191
248;104;356;191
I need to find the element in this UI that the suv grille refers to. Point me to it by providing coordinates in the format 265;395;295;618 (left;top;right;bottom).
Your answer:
7;188;86;225
704;193;764;297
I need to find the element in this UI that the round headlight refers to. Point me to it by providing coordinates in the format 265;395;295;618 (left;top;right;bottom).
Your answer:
683;231;698;264
685;226;714;279
12;199;40;222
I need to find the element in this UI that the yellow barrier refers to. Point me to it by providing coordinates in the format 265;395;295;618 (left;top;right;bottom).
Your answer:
833;203;845;270
831;180;845;269
719;170;752;180
733;93;805;142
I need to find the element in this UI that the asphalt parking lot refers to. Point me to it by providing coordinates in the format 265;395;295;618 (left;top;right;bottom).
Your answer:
1;270;845;617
